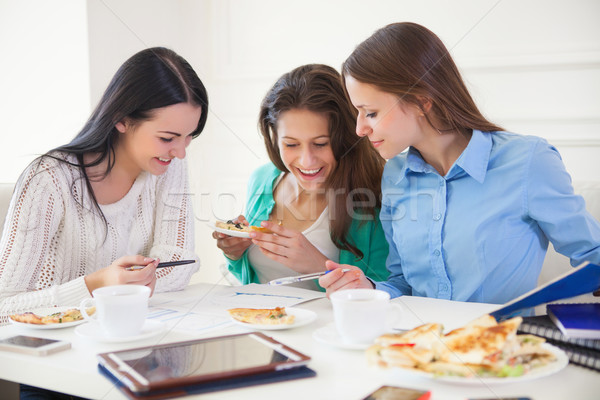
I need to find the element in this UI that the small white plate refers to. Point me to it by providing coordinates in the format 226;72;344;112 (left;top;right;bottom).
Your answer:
9;307;87;330
207;222;251;238
74;319;166;343
312;323;373;350
230;307;317;331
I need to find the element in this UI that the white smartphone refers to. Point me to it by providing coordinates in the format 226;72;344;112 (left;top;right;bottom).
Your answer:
0;335;71;356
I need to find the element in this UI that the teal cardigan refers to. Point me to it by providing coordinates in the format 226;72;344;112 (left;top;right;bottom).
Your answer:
226;163;389;288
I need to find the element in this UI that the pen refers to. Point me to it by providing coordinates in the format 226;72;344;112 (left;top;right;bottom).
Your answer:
268;269;352;286
126;259;195;271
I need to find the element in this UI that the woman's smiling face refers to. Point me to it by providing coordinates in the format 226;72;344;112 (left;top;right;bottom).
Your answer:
276;108;337;192
345;75;424;159
116;102;201;177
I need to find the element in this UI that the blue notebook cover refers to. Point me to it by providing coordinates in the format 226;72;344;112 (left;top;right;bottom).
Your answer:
490;262;600;320
547;303;600;339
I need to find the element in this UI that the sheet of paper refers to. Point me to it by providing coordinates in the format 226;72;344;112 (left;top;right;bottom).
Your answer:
147;283;325;334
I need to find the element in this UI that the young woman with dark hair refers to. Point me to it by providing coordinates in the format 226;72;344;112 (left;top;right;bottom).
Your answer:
0;47;209;324
320;22;600;304
213;64;389;289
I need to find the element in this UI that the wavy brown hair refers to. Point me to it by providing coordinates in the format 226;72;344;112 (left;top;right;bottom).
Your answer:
258;64;385;259
342;22;502;133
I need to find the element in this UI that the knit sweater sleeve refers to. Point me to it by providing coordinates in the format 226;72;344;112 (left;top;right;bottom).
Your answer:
0;158;91;324
151;158;200;292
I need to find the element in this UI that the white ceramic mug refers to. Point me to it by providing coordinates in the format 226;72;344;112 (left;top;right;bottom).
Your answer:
330;289;402;345
80;285;150;338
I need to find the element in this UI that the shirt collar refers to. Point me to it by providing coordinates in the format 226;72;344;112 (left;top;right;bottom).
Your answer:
401;130;492;183
454;129;491;183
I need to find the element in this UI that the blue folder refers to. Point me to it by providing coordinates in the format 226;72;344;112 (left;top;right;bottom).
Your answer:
490;262;600;320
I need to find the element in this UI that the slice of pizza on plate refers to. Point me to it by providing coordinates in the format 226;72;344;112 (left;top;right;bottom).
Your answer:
227;307;295;325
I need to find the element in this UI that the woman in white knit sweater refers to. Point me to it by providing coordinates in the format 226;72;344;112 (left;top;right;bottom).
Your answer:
0;47;208;326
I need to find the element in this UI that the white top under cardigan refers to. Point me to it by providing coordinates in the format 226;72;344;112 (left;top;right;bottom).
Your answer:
248;174;340;290
0;152;199;324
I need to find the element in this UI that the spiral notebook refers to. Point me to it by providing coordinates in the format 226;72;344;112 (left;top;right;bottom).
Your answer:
518;315;600;350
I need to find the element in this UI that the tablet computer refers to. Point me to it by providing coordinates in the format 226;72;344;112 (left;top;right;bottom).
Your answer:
97;332;311;393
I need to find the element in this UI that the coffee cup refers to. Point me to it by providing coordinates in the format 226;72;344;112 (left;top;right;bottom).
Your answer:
80;285;150;338
330;289;401;345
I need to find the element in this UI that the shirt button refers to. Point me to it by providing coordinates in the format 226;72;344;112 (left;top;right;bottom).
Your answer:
439;180;444;186
433;249;440;256
440;284;448;291
433;213;441;220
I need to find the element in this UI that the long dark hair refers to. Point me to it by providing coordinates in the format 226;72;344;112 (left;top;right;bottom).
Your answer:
258;64;385;259
342;22;502;133
42;47;209;223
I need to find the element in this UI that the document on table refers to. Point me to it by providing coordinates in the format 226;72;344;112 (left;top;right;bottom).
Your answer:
147;283;325;334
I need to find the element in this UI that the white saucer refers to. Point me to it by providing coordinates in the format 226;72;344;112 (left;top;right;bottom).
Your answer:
312;324;373;350
74;319;166;343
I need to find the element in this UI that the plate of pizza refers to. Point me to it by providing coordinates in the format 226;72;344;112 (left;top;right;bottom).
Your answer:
9;306;94;330
368;314;569;385
209;220;272;238
227;307;317;331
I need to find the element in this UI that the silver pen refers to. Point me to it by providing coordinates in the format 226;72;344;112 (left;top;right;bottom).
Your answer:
268;269;351;286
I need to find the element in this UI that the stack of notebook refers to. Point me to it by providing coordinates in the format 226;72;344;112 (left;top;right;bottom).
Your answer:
518;303;600;372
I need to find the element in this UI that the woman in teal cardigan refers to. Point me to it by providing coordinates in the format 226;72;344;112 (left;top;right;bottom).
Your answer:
214;64;389;290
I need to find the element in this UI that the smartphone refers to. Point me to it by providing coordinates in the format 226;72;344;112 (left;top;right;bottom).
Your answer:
362;385;431;400
0;335;71;356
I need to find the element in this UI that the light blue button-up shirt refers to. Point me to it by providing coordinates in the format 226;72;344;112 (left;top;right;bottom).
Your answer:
375;130;600;304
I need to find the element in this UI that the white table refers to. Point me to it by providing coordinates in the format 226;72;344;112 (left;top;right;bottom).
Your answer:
0;283;598;400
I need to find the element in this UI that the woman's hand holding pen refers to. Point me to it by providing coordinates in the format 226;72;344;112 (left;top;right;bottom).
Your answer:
213;215;253;260
84;255;158;295
319;260;374;297
250;220;328;274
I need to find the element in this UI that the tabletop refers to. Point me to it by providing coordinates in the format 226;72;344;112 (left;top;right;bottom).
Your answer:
0;283;598;400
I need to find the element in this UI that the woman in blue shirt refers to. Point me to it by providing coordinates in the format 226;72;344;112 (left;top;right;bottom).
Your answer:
320;22;600;304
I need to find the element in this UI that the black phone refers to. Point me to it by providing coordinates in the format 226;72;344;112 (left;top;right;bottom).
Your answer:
468;398;531;400
362;385;430;400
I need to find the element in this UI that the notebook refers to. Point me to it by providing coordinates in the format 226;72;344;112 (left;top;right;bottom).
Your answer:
547;303;600;339
518;315;600;350
490;262;600;320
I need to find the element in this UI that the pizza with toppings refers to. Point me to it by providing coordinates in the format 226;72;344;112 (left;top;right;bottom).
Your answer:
367;315;558;378
227;307;295;325
9;307;95;325
216;220;273;233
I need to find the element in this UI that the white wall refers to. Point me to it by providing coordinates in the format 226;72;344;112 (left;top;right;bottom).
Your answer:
0;0;90;182
1;0;599;285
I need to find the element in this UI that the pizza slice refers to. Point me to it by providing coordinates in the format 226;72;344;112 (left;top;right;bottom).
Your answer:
10;307;96;325
216;220;273;233
227;307;295;325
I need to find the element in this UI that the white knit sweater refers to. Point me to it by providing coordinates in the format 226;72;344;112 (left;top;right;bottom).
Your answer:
0;153;199;324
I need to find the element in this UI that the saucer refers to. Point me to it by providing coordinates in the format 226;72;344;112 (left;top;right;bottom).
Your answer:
312;324;373;350
74;319;166;343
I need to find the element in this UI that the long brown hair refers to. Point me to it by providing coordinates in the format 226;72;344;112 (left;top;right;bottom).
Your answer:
342;22;502;133
259;64;385;259
42;47;208;229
